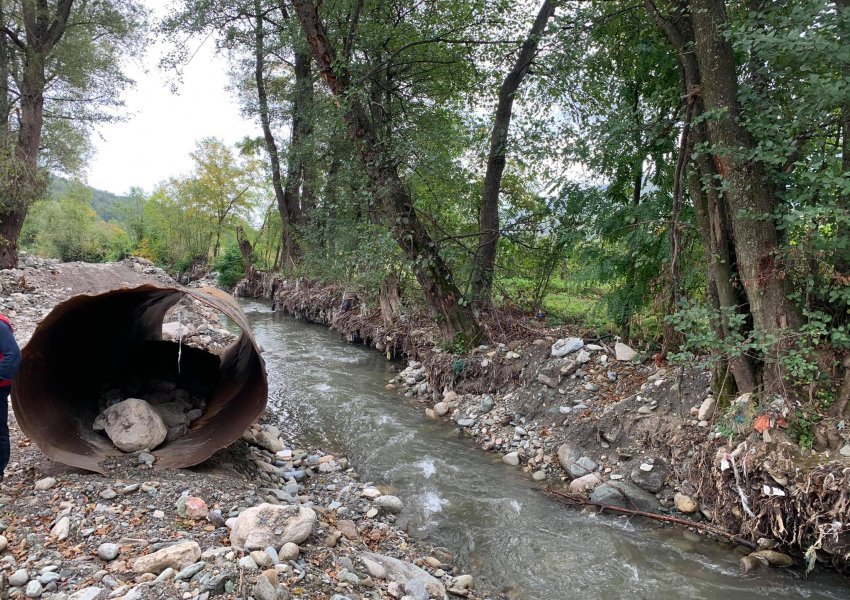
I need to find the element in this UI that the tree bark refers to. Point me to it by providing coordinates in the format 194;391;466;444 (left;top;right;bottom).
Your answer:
646;0;757;393
470;0;557;305
292;0;484;346
254;0;296;266
0;0;74;268
379;273;403;327
690;0;802;392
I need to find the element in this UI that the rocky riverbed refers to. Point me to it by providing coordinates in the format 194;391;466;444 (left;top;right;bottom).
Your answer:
269;278;850;578
0;257;486;600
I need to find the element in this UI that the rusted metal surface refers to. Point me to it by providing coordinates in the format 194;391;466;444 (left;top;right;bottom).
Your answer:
12;284;268;473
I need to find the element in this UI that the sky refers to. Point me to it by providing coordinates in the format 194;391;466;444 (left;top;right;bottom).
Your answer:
87;2;260;196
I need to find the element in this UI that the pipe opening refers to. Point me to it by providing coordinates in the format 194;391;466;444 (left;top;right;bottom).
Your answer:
13;284;268;473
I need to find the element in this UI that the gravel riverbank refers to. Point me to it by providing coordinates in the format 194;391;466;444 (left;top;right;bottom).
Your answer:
0;257;489;600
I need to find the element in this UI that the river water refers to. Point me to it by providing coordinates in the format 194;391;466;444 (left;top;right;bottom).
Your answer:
239;299;849;600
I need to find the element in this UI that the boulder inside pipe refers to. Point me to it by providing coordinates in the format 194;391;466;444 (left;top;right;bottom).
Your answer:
12;284;268;473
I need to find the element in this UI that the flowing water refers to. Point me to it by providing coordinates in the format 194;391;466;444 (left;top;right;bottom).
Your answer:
239;299;849;600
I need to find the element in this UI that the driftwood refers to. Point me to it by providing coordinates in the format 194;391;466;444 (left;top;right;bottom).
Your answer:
544;486;758;550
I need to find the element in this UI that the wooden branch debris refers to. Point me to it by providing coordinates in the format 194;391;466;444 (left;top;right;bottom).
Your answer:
543;486;758;550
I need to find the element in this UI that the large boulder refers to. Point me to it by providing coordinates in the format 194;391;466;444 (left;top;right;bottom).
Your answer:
133;541;201;574
358;552;445;599
102;398;167;452
590;481;660;512
230;503;316;551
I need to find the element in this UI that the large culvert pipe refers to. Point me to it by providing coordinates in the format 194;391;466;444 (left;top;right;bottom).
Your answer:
12;284;267;473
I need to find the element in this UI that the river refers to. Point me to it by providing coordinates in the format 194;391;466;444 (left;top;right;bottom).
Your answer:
239;299;849;600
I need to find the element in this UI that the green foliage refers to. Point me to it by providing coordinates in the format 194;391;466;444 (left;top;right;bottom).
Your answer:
21;182;127;262
213;245;246;290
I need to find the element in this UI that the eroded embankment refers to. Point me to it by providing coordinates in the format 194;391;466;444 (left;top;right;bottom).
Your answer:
265;277;850;577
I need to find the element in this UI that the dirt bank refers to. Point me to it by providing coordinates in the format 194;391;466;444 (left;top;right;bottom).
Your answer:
267;277;850;578
0;257;489;600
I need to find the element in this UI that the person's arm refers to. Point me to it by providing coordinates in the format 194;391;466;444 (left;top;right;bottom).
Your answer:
0;322;21;382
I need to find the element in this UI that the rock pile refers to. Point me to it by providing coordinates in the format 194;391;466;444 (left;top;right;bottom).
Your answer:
92;378;210;452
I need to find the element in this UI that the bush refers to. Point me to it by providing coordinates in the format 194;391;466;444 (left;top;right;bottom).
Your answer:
213;245;245;290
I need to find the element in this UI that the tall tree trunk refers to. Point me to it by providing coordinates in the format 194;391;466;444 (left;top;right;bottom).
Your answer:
469;0;557;305
254;0;296;267
294;49;315;223
0;0;74;268
293;0;484;347
646;0;757;393
690;0;801;392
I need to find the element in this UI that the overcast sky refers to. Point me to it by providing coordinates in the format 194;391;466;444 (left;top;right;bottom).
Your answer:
87;1;260;195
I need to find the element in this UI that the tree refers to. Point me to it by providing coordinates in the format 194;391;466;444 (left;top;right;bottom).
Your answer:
188;137;258;258
292;0;484;347
469;0;558;305
162;0;317;268
0;0;145;268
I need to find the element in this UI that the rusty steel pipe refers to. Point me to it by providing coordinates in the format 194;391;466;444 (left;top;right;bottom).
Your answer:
13;284;267;473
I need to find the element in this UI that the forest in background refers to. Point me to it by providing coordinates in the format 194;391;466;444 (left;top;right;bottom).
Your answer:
3;0;850;424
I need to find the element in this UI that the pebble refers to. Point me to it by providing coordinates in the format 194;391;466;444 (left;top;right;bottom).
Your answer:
279;542;299;561
502;452;520;466
454;574;475;590
674;492;698;513
373;495;404;514
100;488;117;500
25;580;43;597
238;555;258;570
34;477;57;491
98;543;120;561
10;568;29;586
361;487;382;500
174;561;205;581
532;470;547;481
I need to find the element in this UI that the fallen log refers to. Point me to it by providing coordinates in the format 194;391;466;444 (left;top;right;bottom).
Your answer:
543;486;758;550
13;284;267;473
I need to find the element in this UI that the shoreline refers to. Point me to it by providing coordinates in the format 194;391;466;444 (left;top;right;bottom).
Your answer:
265;277;850;579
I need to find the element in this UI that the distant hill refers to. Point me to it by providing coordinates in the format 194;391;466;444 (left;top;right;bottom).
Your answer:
48;176;130;223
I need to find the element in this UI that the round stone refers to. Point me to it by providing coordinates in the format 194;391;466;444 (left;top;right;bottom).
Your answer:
97;543;120;561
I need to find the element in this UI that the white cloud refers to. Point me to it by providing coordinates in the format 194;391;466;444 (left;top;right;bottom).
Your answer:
87;1;260;195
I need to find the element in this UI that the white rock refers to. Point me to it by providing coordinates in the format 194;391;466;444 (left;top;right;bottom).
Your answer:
69;588;105;600
361;487;382;500
361;556;387;579
230;503;317;551
674;492;698;514
98;543;120;561
551;338;583;358
433;402;449;416
34;477;57;491
615;342;637;361
502;452;520;466
358;552;445;599
50;516;70;540
279;542;300;561
254;425;284;453
9;568;28;586
102;398;167;453
698;395;718;421
132;541;201;574
25;580;43;598
162;322;191;339
373;495;404;514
